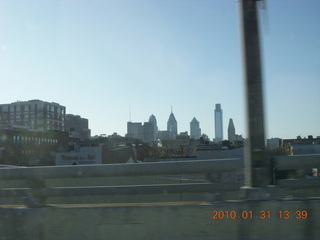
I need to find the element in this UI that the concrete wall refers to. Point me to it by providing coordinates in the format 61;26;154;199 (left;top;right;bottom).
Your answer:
195;148;244;161
293;143;320;155
0;199;319;240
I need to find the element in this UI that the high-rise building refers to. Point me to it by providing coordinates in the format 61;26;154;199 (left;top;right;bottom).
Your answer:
167;110;177;140
126;121;155;144
127;122;143;140
190;117;201;139
214;103;223;142
65;114;91;141
148;114;158;141
228;118;236;142
0;99;66;131
143;122;155;144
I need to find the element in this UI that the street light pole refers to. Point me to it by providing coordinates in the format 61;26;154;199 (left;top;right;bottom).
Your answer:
239;0;269;187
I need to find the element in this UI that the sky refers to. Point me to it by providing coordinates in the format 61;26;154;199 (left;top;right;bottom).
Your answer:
0;0;319;140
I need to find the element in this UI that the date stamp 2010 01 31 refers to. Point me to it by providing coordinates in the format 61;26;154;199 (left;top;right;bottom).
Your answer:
211;210;308;220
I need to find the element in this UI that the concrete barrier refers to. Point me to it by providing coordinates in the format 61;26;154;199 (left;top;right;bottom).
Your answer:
0;199;319;240
0;157;319;239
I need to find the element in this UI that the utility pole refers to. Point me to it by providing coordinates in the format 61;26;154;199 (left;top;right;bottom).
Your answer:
239;0;269;187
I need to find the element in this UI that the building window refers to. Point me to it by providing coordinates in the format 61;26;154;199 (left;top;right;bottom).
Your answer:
2;105;8;112
38;103;44;111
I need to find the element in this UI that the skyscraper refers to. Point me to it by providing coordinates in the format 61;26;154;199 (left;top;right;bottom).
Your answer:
126;121;155;144
190;117;201;139
127;122;143;140
214;104;223;142
143;122;155;144
167;109;177;140
228;118;236;142
148;114;158;141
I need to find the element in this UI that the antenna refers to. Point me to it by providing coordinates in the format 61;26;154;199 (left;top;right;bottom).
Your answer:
258;0;269;34
129;103;131;122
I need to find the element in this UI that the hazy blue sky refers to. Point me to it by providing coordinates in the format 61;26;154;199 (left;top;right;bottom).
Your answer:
1;0;319;140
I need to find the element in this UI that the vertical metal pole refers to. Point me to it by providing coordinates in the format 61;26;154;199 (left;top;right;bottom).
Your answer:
240;0;268;187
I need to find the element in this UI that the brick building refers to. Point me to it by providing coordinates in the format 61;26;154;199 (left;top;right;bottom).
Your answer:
0;100;66;131
0;128;68;166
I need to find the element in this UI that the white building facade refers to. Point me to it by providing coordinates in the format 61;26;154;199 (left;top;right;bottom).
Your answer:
55;147;102;165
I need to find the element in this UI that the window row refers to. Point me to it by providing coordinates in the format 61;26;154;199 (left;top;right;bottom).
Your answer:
1;105;65;114
21;150;56;156
0;114;65;122
12;136;58;144
4;114;64;119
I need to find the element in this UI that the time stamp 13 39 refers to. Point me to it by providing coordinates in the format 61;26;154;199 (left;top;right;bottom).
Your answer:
211;210;309;220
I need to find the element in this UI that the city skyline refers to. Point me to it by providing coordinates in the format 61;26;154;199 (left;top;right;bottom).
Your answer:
1;0;319;140
0;98;318;141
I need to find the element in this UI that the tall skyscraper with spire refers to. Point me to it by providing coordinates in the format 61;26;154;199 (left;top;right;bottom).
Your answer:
214;103;223;142
228;118;236;142
167;108;177;140
190;117;201;139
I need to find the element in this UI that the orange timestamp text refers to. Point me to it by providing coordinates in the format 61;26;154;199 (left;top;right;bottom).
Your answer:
212;210;308;220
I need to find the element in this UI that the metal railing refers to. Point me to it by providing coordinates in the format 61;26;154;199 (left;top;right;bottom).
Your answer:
0;158;242;206
1;154;319;207
0;158;241;179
